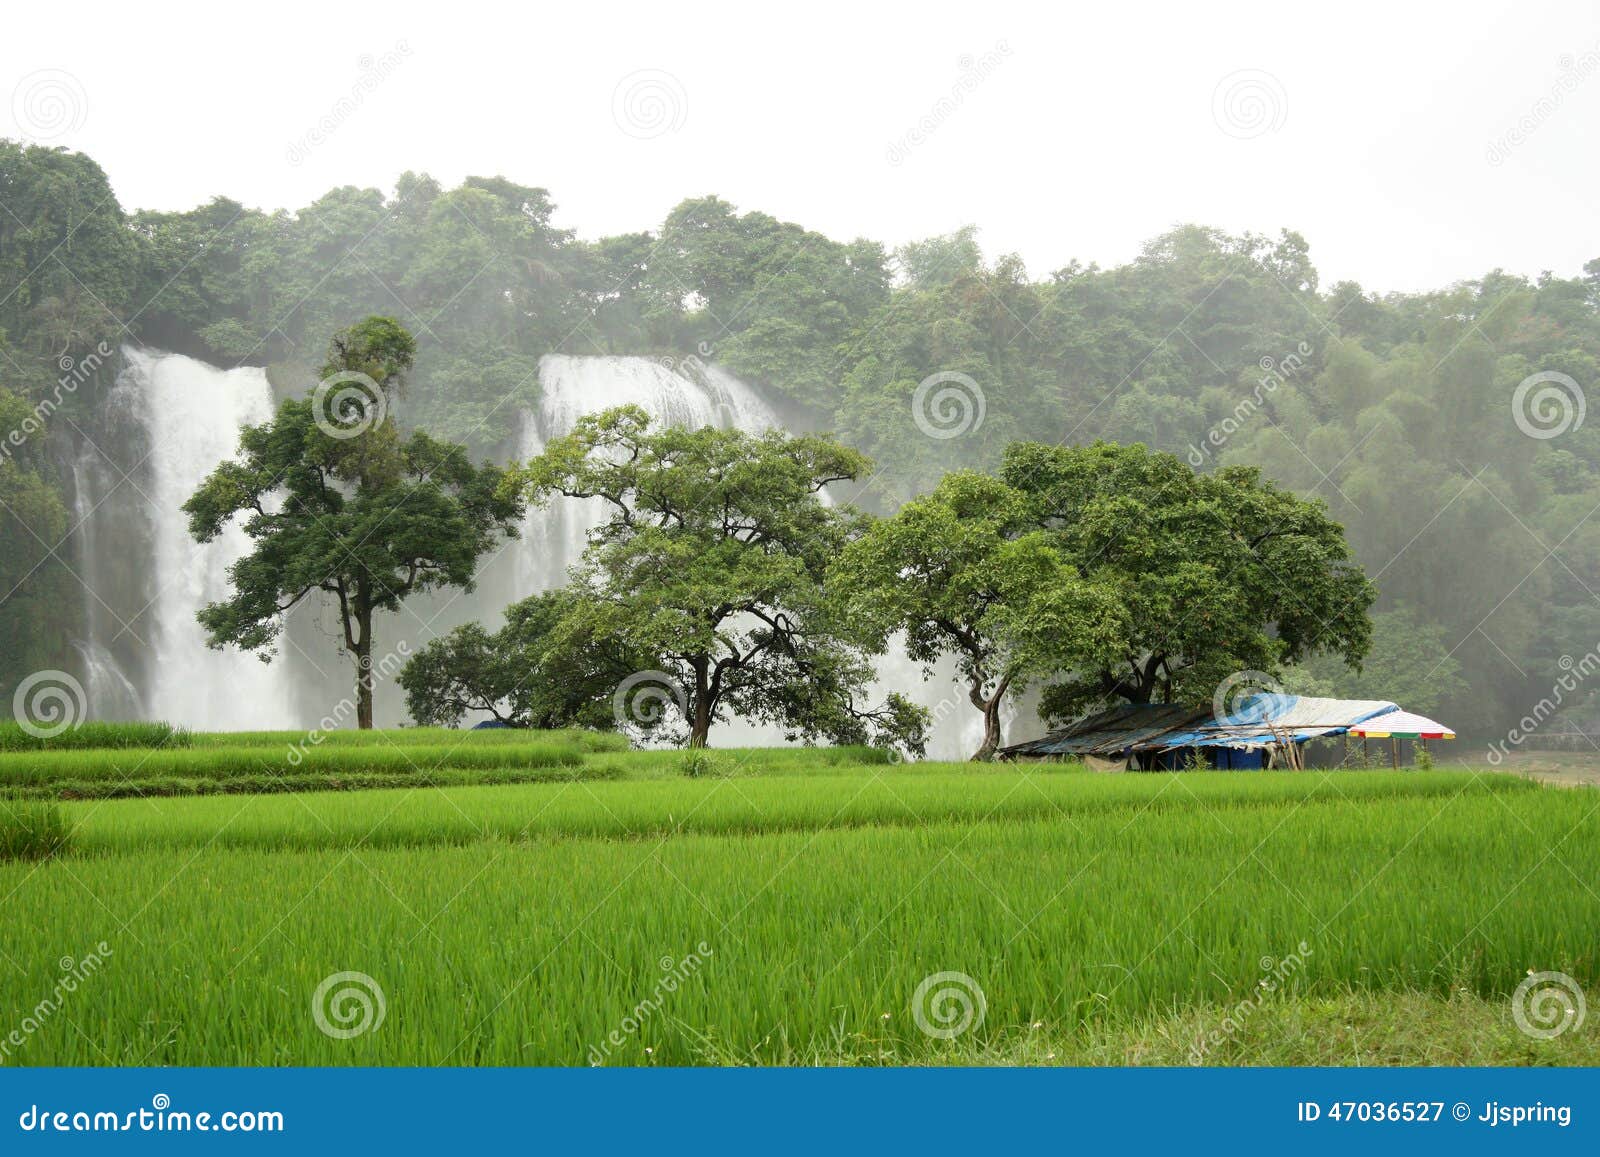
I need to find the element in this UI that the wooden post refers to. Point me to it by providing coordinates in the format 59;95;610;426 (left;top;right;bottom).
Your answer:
1391;737;1399;769
1342;734;1349;768
1363;737;1369;767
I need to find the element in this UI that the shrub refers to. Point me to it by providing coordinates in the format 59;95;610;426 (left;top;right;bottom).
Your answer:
0;802;71;860
0;721;189;752
680;749;727;779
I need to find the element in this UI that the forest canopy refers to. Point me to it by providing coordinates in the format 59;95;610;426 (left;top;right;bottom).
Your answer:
2;137;1598;740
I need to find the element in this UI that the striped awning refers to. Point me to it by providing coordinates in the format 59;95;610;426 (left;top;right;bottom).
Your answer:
1346;710;1455;740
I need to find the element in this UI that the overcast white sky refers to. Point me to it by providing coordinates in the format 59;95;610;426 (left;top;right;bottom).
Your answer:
4;1;1597;293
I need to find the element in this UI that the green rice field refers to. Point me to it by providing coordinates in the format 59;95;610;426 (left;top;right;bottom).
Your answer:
0;727;1595;1066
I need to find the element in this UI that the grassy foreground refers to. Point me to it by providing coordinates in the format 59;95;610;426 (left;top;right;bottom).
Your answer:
0;727;1594;1066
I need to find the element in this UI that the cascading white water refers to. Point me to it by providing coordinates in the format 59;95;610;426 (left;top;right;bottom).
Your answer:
514;354;1001;758
76;348;1020;752
515;355;783;595
71;639;141;720
118;348;296;729
69;450;144;720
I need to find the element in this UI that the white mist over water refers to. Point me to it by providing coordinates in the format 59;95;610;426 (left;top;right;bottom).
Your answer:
119;347;296;729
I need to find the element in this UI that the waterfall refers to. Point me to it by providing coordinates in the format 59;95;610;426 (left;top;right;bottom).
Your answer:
69;448;144;720
69;347;1014;753
514;354;783;597
515;354;993;758
109;347;297;729
70;639;141;721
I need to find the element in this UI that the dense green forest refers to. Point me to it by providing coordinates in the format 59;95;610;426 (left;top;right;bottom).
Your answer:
3;138;1598;740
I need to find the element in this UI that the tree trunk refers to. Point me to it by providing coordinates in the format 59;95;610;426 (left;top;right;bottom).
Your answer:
971;698;1003;762
688;662;712;748
354;582;375;730
968;672;1013;762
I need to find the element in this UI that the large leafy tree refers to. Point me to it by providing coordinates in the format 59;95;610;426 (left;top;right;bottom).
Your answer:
7;143;1600;743
1000;440;1376;723
1290;605;1466;716
399;589;637;729
503;405;926;750
184;318;524;728
834;471;1124;759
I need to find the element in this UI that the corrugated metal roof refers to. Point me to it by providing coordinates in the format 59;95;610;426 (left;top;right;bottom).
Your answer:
1004;703;1212;757
1002;694;1398;757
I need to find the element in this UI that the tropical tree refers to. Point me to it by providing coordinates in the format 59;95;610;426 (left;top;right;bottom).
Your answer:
502;405;926;750
399;589;638;729
834;470;1123;759
1292;604;1467;715
184;318;524;728
1000;440;1376;723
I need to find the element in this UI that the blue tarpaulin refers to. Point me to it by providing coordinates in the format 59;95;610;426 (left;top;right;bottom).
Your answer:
1001;695;1398;762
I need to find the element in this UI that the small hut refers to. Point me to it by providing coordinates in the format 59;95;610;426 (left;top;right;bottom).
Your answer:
999;694;1451;770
